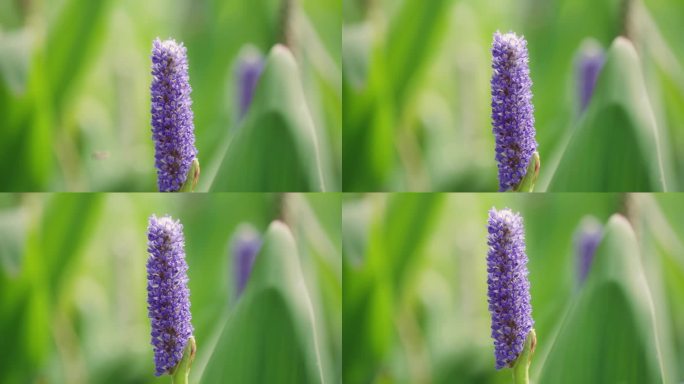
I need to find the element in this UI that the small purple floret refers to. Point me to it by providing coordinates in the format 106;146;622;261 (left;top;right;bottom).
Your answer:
235;47;264;119
147;215;193;376
576;42;604;113
150;38;198;192
487;208;534;369
491;32;537;192
231;225;262;297
574;217;603;283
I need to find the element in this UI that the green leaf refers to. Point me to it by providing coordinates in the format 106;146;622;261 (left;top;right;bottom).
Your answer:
341;0;453;191
38;194;103;297
201;221;332;383
538;214;673;383
385;0;453;107
342;259;393;384
0;206;26;277
376;193;445;289
210;45;328;192
46;0;111;107
0;47;53;191
342;194;444;383
0;194;102;381
0;29;31;97
548;37;668;191
342;41;395;191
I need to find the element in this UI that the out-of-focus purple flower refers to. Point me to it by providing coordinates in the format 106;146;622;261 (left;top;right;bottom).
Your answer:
235;46;264;119
574;217;603;283
575;40;605;113
147;215;193;376
487;208;534;369
491;32;537;192
150;38;198;192
231;224;262;297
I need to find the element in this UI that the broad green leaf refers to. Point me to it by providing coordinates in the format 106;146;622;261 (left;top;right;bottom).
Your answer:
375;193;445;289
0;29;31;97
38;194;103;297
46;0;111;107
342;194;444;383
201;221;332;383
342;0;453;191
548;37;667;191
342;34;394;191
210;45;328;191
538;215;673;383
385;0;453;107
0;194;102;381
0;207;26;277
524;0;622;160
0;48;53;191
342;259;393;384
189;0;276;164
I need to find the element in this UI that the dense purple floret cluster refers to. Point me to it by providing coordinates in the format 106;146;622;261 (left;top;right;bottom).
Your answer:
487;208;534;369
231;225;262;297
491;32;537;192
150;39;197;192
147;215;193;376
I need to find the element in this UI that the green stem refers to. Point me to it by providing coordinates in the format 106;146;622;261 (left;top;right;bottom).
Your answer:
512;329;536;384
179;158;200;192
171;336;196;384
513;152;541;192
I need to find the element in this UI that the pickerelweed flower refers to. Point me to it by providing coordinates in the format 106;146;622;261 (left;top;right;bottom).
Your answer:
235;46;264;119
574;217;603;283
575;40;605;113
491;32;537;192
487;208;534;369
231;224;262;297
147;215;193;376
150;38;198;192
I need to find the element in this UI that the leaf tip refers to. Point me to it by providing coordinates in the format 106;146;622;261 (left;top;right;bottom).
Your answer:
266;43;298;72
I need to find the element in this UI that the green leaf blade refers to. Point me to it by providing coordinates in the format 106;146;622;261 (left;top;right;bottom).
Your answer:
548;37;667;191
210;45;328;192
538;215;673;383
201;221;332;383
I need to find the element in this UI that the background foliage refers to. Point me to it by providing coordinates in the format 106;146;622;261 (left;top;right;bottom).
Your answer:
0;193;341;383
342;0;684;191
343;193;684;383
0;0;341;191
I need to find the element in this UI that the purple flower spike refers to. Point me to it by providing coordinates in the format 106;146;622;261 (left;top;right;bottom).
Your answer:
491;32;537;192
575;40;605;113
487;208;534;369
235;46;264;119
574;217;603;283
147;215;193;376
150;38;198;192
231;224;262;297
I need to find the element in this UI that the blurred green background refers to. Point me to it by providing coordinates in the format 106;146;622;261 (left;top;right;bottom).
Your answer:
342;0;684;191
0;193;341;383
343;193;684;383
0;0;341;191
